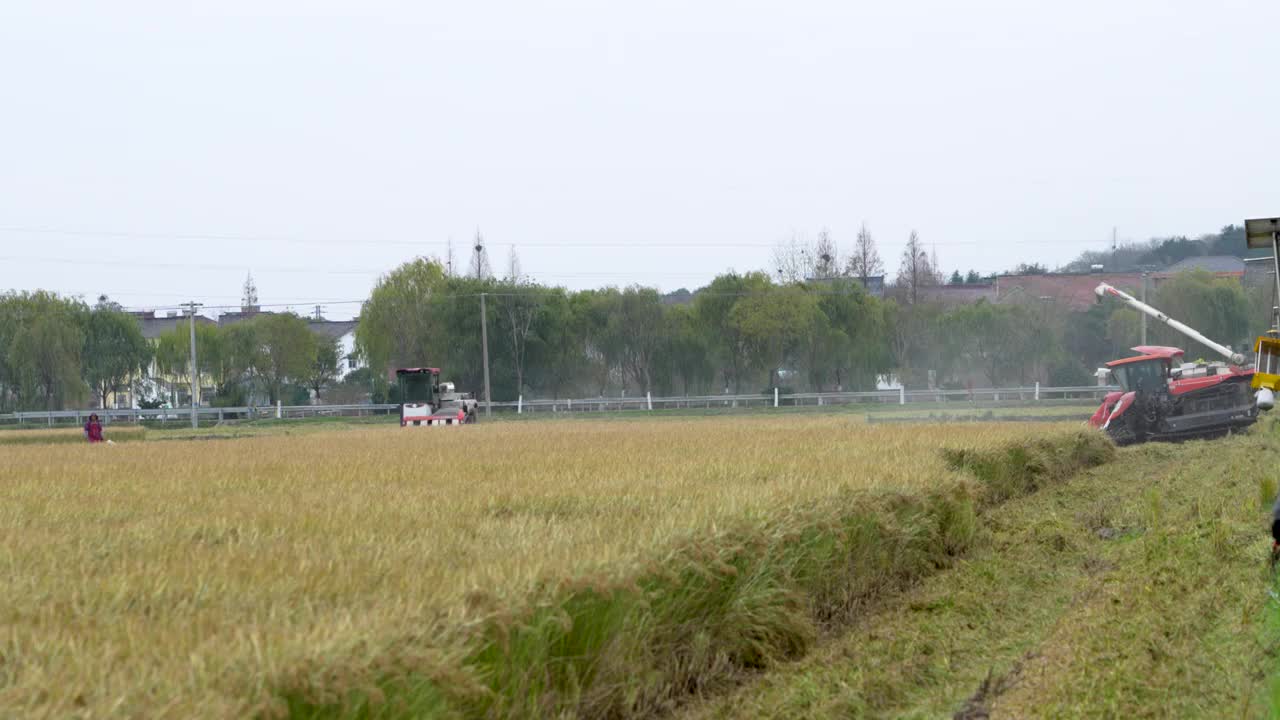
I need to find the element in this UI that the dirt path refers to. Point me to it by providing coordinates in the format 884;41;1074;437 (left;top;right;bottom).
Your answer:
677;433;1280;719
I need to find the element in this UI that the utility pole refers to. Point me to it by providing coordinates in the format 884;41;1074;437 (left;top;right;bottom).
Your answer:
314;304;322;321
186;301;202;429
479;293;492;417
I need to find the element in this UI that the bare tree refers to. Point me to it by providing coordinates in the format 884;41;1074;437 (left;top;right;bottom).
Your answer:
895;230;937;304
811;229;839;279
470;230;492;280
499;282;539;396
845;223;884;282
241;272;259;313
771;233;810;283
506;246;523;282
772;230;839;282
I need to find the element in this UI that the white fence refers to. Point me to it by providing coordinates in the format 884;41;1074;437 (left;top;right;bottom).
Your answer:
0;385;1117;427
491;384;1115;414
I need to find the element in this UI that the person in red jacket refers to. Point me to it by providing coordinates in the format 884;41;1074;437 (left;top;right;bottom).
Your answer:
84;413;104;443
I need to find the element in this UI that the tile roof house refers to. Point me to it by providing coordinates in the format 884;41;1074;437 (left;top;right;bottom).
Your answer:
995;259;1247;311
1152;255;1245;281
994;272;1145;310
804;275;885;298
917;283;996;306
215;306;266;326
217;309;363;381
124;310;218;409
307;319;363;380
130;309;216;340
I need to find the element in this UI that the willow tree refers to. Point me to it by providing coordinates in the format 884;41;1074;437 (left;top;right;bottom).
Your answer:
355;258;451;392
83;306;151;409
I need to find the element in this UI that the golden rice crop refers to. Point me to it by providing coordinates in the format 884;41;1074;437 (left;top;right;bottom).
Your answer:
0;416;1101;718
0;425;147;445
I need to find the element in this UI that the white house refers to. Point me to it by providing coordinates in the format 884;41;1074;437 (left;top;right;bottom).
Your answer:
307;319;362;380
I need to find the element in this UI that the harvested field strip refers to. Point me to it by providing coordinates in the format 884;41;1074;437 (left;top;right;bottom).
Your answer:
679;429;1280;720
0;418;1108;718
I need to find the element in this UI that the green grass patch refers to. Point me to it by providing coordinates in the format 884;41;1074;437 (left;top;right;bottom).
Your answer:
682;431;1280;719
941;430;1115;506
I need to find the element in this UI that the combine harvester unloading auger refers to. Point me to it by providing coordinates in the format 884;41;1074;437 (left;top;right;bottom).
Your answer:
1088;282;1270;445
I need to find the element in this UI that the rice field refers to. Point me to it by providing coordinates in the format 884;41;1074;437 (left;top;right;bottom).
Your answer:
0;416;1110;718
0;425;148;445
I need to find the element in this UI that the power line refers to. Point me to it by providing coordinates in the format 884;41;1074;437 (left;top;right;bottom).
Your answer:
0;224;1116;249
0;254;753;285
0;226;780;249
0;255;383;276
113;285;926;314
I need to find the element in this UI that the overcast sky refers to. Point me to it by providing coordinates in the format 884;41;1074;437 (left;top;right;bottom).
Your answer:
2;0;1278;319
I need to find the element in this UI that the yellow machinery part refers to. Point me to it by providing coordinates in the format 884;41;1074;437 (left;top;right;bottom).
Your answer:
1253;335;1280;391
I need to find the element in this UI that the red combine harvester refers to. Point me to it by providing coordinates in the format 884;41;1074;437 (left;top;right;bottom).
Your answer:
1088;282;1266;445
396;367;478;427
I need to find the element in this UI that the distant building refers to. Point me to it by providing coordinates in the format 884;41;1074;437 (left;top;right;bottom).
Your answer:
996;260;1246;311
131;309;216;341
1152;255;1245;283
219;310;362;379
1245;258;1277;290
806;275;885;298
307;319;363;380
215;305;265;326
123;310;217;409
994;272;1145;310
917;283;996;306
856;275;885;298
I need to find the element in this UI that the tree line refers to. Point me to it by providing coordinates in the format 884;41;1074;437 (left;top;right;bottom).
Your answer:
1059;224;1265;273
0;231;1264;411
354;258;1258;403
0;293;151;412
152;313;343;407
0;293;344;412
355;259;896;402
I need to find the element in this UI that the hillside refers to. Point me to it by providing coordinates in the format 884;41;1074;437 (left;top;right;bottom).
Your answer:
1059;224;1270;273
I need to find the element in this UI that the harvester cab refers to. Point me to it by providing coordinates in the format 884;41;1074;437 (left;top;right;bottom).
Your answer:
397;368;439;426
1109;355;1171;394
